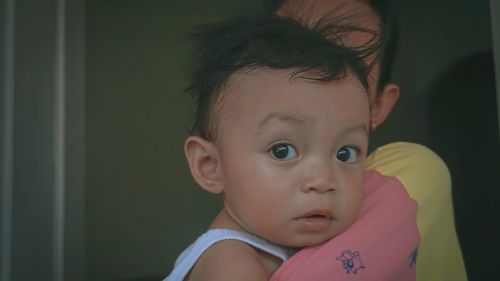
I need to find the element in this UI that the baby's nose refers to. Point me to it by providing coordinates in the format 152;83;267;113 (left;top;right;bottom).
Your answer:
300;161;336;193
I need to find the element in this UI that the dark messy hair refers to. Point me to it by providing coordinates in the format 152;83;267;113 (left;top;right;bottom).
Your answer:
186;15;379;139
264;0;399;93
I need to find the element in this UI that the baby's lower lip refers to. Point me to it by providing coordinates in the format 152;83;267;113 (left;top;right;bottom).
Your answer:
296;216;333;232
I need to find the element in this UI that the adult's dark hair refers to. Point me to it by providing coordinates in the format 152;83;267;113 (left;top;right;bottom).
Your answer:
186;15;379;139
369;0;398;92
263;0;399;92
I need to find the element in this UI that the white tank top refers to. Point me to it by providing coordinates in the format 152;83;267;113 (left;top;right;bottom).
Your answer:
164;229;295;281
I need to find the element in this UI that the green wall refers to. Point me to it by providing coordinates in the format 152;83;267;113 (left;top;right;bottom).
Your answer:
86;1;256;280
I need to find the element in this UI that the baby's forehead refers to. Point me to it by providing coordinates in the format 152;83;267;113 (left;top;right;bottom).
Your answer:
214;67;367;121
215;68;291;109
210;67;369;143
220;67;364;100
223;68;306;94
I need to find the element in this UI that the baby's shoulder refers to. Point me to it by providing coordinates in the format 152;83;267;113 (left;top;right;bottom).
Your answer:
186;239;272;281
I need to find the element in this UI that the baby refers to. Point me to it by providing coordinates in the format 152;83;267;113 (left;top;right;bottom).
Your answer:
165;14;379;281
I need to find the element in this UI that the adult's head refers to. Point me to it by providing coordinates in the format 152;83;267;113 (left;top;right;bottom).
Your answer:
266;0;400;130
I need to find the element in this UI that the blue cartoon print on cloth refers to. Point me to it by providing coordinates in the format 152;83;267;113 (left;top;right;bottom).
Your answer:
336;250;365;274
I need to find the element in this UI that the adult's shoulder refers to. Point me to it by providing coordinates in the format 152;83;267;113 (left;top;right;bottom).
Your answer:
366;142;451;203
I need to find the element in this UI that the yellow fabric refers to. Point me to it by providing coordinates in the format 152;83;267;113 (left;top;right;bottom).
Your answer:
367;142;468;281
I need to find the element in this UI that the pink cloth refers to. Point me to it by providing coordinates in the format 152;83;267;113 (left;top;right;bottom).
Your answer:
270;170;420;281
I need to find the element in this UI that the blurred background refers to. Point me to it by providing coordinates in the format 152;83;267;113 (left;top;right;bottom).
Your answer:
1;0;499;280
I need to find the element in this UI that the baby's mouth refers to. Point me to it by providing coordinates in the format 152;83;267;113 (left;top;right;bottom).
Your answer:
295;209;334;231
298;209;334;220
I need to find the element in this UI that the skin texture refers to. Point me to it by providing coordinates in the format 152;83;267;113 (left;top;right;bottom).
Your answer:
184;68;370;280
277;0;400;129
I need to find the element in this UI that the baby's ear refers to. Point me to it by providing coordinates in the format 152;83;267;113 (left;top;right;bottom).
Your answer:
184;135;224;194
370;83;400;128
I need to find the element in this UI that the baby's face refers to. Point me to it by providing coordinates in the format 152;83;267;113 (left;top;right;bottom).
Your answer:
214;68;370;247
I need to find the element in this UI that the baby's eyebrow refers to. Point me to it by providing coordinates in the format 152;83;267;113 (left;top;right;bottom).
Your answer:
257;111;312;130
341;123;369;136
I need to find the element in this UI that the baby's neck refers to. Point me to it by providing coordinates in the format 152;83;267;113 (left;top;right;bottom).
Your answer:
209;208;247;232
207;209;284;276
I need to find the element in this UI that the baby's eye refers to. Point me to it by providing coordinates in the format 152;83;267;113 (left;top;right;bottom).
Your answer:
336;145;359;164
270;143;298;160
